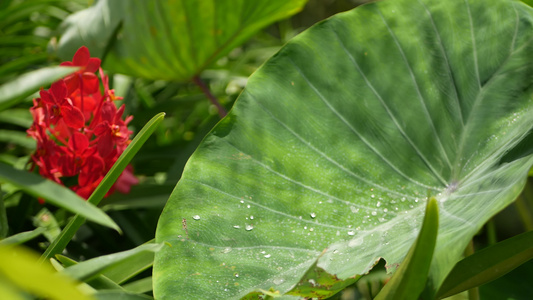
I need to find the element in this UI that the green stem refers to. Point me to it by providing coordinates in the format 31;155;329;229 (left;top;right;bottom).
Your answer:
464;240;479;300
192;75;227;118
514;195;533;231
0;184;7;239
486;218;497;245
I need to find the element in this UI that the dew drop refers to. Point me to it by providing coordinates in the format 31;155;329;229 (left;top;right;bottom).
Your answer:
347;230;355;236
235;274;239;278
371;194;375;198
245;224;254;231
233;225;241;229
222;247;232;253
250;215;254;220
247;205;251;208
376;201;381;207
192;215;201;220
310;212;316;219
371;211;377;216
240;200;244;204
273;278;284;285
264;254;271;258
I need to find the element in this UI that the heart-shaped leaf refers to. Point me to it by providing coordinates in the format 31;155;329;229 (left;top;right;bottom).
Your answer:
154;0;533;298
55;0;307;81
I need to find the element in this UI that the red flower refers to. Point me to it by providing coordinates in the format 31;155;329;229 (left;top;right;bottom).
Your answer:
28;46;138;200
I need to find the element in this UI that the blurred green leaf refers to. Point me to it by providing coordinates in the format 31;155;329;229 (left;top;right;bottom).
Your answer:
0;66;78;111
0;163;120;231
62;243;165;282
33;208;61;243
154;0;533;298
374;197;439;300
0;130;35;149
437;230;533;298
56;0;307;81
0;245;94;300
41;112;165;261
0;227;45;246
0;108;32;128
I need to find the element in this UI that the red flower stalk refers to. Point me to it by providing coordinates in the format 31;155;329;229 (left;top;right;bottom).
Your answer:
28;46;138;200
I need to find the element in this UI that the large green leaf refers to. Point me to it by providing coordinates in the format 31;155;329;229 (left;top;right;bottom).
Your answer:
55;0;307;81
154;0;533;298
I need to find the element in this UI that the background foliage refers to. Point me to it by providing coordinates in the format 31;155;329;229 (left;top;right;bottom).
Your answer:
1;0;533;299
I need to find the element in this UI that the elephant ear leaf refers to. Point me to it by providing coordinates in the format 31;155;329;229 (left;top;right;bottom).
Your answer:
154;0;533;298
55;0;307;81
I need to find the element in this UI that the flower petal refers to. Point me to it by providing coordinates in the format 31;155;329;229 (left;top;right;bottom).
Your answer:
61;105;85;129
73;46;90;66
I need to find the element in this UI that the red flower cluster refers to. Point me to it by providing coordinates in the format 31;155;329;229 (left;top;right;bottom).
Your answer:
27;46;138;199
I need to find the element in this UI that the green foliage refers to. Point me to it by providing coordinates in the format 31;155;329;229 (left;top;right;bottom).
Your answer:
154;0;533;298
2;0;533;299
437;230;533;298
55;0;308;81
0;244;94;300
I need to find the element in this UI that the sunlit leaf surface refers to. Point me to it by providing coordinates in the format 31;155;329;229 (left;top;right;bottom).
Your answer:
155;0;533;298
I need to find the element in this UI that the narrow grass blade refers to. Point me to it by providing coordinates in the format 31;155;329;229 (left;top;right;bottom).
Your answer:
0;227;45;246
122;277;153;294
56;255;123;290
0;163;119;231
0;186;7;238
62;243;165;282
436;229;533;298
0;66;78;111
94;290;153;300
374;197;439;300
40;112;165;262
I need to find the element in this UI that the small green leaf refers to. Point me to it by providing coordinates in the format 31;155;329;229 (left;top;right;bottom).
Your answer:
62;243;165;282
374;197;439;300
0;163;119;231
0;245;94;300
285;257;362;298
0;66;78;111
40;112;165;261
436;229;533;298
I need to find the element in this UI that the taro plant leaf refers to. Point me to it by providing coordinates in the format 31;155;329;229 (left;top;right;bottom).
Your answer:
0;163;119;231
55;0;308;81
62;243;165;282
154;0;533;298
436;229;533;298
0;66;78;111
374;197;439;300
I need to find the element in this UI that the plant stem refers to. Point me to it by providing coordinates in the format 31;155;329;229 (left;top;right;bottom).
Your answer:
486;218;497;245
192;75;227;118
464;240;480;300
514;195;533;231
0;184;8;239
